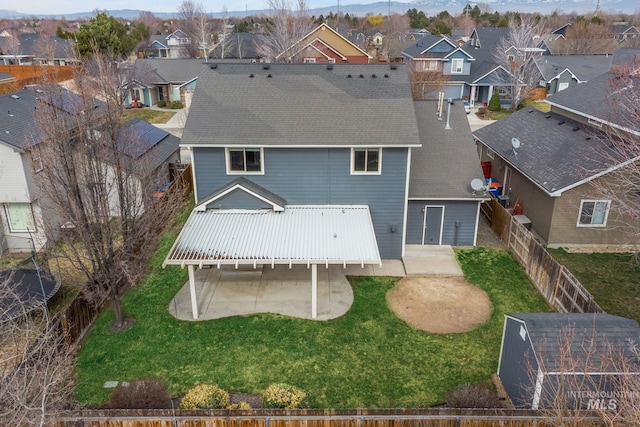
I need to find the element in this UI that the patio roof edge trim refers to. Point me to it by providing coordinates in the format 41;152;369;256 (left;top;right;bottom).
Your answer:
164;258;382;267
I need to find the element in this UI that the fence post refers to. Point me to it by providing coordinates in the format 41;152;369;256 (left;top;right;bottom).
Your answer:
554;265;564;312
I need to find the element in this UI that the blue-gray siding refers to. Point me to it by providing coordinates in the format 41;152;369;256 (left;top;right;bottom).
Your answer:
193;146;408;259
405;200;478;245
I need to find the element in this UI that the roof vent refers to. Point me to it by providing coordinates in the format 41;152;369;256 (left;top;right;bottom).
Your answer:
263;64;270;70
267;74;272;78
8;110;13;117
347;74;352;78
585;137;591;140
359;74;364;78
545;114;551;119
384;74;389;78
11;95;20;100
528;109;534;113
326;64;333;70
210;64;217;69
390;64;397;70
371;74;376;78
249;74;254;78
572;126;580;131
558;120;565;125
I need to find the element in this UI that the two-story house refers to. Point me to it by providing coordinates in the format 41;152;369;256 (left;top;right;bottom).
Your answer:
164;63;485;319
146;30;193;59
276;23;371;64
402;34;475;100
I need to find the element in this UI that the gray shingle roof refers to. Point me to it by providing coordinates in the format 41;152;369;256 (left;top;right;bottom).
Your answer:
0;88;42;149
0;72;15;81
402;34;454;58
472;108;624;196
410;101;486;199
9;33;75;59
135;58;206;83
510;313;640;372
535;55;613;82
198;177;287;209
182;63;421;148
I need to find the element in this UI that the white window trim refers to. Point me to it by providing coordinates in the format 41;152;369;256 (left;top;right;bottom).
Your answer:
486;147;495;160
451;58;463;74
5;203;36;233
225;147;265;175
577;199;610;227
558;82;569;91
350;148;382;175
303;57;316;64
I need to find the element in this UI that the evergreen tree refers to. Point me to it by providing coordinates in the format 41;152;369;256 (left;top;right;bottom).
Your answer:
488;91;502;111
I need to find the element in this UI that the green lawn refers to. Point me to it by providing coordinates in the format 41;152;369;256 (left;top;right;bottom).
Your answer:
122;108;176;124
547;249;640;322
75;245;550;408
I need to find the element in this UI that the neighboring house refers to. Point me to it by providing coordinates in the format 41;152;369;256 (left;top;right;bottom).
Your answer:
402;34;475;100
0;87;180;255
473;70;640;249
533;54;613;95
165;63;484;319
276;23;371;63
0;33;76;65
125;58;204;108
146;29;192;59
208;32;260;60
498;313;640;409
609;23;639;44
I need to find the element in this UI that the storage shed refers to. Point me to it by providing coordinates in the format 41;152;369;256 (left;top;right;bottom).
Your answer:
497;313;640;410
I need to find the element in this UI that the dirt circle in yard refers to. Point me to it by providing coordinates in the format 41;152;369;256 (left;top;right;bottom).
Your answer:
387;276;492;334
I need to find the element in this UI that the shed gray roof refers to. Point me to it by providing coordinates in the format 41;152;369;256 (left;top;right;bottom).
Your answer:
472;108;624;196
197;177;287;211
509;313;640;372
0;72;14;82
182;63;421;148
410;100;486;200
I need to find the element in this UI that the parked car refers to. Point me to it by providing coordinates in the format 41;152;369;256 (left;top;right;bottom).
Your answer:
463;100;471;114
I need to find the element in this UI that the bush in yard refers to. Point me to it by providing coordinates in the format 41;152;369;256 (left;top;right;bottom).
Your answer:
488;91;501;111
446;383;503;408
157;100;166;108
170;100;184;109
179;384;230;409
228;401;252;410
107;377;172;409
262;383;308;409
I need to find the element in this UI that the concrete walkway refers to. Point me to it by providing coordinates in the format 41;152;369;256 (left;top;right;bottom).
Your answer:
467;107;496;132
169;245;464;322
151;106;188;137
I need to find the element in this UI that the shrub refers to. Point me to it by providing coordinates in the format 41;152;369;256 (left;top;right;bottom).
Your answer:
157;100;166;108
262;383;307;409
180;384;230;409
170;100;184;109
488;91;501;111
446;384;502;408
107;377;172;409
228;401;252;410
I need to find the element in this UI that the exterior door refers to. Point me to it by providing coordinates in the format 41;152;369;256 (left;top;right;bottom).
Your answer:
422;206;444;245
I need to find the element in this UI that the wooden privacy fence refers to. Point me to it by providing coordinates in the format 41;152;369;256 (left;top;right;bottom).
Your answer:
52;408;605;427
481;198;603;314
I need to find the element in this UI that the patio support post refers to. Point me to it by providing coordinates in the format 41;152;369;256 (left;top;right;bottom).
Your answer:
311;264;318;319
188;265;199;320
469;85;476;105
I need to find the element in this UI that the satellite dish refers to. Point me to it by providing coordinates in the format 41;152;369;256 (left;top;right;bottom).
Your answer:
512;137;521;149
470;178;484;191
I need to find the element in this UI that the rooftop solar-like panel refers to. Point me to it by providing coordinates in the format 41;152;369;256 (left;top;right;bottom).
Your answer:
118;119;169;158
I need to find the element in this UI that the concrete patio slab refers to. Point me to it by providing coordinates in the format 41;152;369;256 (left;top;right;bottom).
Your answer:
403;245;463;276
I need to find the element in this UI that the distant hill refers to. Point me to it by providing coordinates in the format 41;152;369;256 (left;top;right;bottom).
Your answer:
0;0;635;20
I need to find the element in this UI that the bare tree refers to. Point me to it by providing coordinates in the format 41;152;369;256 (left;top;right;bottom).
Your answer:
0;277;74;426
211;7;231;59
584;56;640;242
380;13;410;62
257;0;314;62
554;18;617;54
176;0;200;58
527;323;640;426
407;60;452;100
493;18;545;111
0;29;22;63
30;56;188;330
192;3;212;59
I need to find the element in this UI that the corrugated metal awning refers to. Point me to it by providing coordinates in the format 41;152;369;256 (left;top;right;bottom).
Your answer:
163;205;381;268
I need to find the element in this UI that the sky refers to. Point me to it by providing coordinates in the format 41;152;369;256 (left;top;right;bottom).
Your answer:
6;0;346;16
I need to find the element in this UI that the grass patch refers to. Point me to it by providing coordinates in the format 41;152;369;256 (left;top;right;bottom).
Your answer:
547;249;640;322
122;108;176;124
75;247;549;408
525;100;550;113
